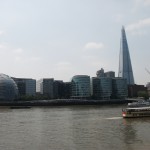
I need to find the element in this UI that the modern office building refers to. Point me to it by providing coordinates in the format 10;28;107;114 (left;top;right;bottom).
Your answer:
71;75;90;99
36;78;54;99
112;77;128;99
0;74;18;101
53;80;64;99
96;68;105;78
64;82;71;99
96;69;115;78
99;77;112;100
128;84;147;98
118;26;134;85
12;78;36;96
91;77;101;99
105;71;115;78
91;77;112;100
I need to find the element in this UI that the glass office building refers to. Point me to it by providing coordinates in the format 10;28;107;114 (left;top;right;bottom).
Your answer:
71;75;90;99
99;77;112;100
91;77;112;100
112;77;128;99
12;78;36;96
36;78;54;99
0;74;18;101
118;26;134;85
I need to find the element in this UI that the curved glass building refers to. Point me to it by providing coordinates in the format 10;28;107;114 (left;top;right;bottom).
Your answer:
71;75;90;99
0;74;19;101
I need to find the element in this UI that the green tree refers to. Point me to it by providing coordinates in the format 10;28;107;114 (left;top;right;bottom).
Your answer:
137;91;149;100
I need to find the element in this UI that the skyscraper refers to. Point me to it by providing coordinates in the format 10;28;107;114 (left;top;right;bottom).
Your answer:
118;26;135;85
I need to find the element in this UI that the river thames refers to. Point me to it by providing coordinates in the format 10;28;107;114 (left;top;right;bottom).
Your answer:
0;104;150;150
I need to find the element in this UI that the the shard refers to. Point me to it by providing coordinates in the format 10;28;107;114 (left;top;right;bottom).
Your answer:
118;26;134;85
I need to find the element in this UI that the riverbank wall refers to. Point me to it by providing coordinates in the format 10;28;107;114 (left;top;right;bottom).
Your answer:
0;99;128;107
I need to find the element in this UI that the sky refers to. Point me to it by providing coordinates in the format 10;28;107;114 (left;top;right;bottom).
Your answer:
0;0;150;85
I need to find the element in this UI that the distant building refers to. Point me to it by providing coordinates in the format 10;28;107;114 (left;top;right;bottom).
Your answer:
13;77;36;97
112;78;128;99
91;77;112;100
99;77;112;100
71;75;90;99
118;26;134;85
105;71;115;78
91;77;101;99
93;68;127;100
53;80;64;99
128;84;147;98
0;74;18;101
146;82;150;97
96;68;105;78
96;68;115;78
36;78;54;99
64;82;71;99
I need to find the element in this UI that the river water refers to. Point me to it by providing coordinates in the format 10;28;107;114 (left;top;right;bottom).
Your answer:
0;104;150;150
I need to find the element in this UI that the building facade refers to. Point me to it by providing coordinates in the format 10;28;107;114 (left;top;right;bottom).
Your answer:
99;77;112;100
128;84;147;98
91;77;112;100
96;68;115;78
146;83;150;97
118;26;134;85
53;80;64;99
36;78;54;99
13;78;36;97
105;71;115;78
91;77;101;99
71;75;90;99
64;82;71;99
0;74;18;101
112;77;128;99
96;68;105;78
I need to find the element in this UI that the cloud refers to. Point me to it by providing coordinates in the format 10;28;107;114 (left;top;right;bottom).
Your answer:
55;62;72;71
134;0;150;6
114;14;123;23
13;48;24;53
14;56;22;62
0;31;5;36
82;55;96;61
84;42;104;50
30;57;42;61
132;0;150;13
143;0;150;6
126;18;150;34
0;44;7;49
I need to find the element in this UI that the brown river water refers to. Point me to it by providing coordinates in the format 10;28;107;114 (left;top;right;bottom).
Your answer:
0;104;150;150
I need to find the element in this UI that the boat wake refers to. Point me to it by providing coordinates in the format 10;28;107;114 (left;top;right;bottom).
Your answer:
105;117;122;120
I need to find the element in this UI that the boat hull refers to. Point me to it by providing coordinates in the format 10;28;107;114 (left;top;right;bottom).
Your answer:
123;113;150;118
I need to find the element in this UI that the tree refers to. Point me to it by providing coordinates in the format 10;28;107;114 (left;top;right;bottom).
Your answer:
137;91;149;100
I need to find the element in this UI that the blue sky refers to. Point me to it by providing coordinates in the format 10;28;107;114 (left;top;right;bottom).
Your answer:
0;0;150;85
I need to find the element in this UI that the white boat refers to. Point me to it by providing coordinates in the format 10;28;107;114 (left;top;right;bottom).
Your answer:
122;106;150;118
128;100;150;108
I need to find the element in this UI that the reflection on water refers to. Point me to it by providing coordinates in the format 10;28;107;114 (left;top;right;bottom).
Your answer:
0;105;150;150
